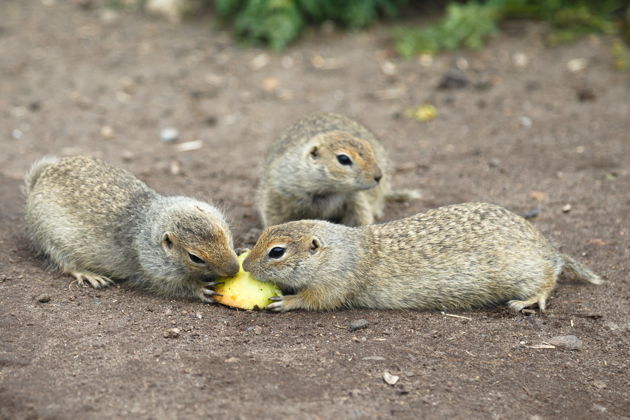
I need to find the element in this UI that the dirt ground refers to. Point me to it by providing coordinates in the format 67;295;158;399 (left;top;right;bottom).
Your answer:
1;1;629;419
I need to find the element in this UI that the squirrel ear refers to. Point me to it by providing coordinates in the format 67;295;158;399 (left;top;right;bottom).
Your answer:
309;237;322;254
309;146;319;159
162;232;174;249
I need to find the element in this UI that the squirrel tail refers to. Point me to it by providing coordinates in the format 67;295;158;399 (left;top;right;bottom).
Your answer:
385;188;422;202
561;253;603;285
24;156;59;196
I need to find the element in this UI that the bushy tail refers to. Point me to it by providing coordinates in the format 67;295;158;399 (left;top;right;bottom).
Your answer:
23;156;59;196
561;253;603;285
385;188;422;203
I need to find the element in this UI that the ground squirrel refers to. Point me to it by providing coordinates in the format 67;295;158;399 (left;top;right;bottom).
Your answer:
256;112;420;227
243;202;602;312
24;156;239;302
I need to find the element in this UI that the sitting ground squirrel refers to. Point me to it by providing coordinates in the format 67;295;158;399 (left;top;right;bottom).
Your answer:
243;202;602;312
24;156;240;302
256;112;420;227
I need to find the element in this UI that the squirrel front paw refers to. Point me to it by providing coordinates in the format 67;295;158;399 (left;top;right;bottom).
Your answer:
266;296;286;312
194;280;223;303
266;295;304;312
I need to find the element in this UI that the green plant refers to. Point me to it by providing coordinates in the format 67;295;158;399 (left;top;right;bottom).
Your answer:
395;0;628;57
216;0;406;50
395;2;500;57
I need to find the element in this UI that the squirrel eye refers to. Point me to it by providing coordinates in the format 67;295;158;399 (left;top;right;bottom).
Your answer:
268;247;286;259
336;154;352;166
188;252;206;265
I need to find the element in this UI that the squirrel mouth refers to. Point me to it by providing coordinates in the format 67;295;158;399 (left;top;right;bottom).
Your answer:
201;274;219;283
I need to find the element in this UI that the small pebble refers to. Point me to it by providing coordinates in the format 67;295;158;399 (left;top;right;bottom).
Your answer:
36;294;51;303
418;54;433;67
163;328;180;339
253;326;262;335
548;335;582;350
513;52;529;67
519;116;532;128
362;356;385;361
383;371;399;385
592;380;606;389
437;68;469;90
160;127;179;143
576;86;596;102
567;58;587;72
381;61;396;76
100;125;114;138
529;190;546;201
562;204;572;213
523;207;541;220
169;160;182;175
251;53;270;70
174;140;203;152
348;319;369;332
121;150;135;162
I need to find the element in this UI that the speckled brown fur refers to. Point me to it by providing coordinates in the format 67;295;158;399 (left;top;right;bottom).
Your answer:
243;202;602;312
256;112;419;227
24;156;239;302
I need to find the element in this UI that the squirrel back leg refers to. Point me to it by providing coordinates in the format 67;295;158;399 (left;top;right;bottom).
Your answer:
70;271;114;289
507;267;557;312
31;231;115;289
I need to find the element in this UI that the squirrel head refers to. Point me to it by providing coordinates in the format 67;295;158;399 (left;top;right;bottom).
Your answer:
303;131;382;193
243;220;344;291
159;202;239;280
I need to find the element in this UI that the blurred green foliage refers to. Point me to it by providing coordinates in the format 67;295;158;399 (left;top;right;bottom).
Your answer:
216;0;406;50
215;0;628;57
395;0;627;56
395;2;500;56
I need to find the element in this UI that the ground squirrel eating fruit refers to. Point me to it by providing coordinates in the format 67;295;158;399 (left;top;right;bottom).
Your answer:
24;156;239;302
243;202;602;312
256;112;419;227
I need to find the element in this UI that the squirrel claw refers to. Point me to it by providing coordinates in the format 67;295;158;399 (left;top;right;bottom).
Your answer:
202;280;223;288
266;296;286;312
70;271;114;289
202;287;222;297
266;302;284;312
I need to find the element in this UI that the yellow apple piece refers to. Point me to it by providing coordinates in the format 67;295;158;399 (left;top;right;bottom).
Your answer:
213;252;282;310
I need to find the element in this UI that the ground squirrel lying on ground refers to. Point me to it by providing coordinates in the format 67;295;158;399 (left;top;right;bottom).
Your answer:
256;112;420;227
24;156;239;302
243;202;602;312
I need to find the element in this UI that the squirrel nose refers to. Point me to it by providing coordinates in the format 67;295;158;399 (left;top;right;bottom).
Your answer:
373;167;383;183
225;260;240;277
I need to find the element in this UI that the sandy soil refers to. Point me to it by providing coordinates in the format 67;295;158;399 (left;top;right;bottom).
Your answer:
1;1;629;419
